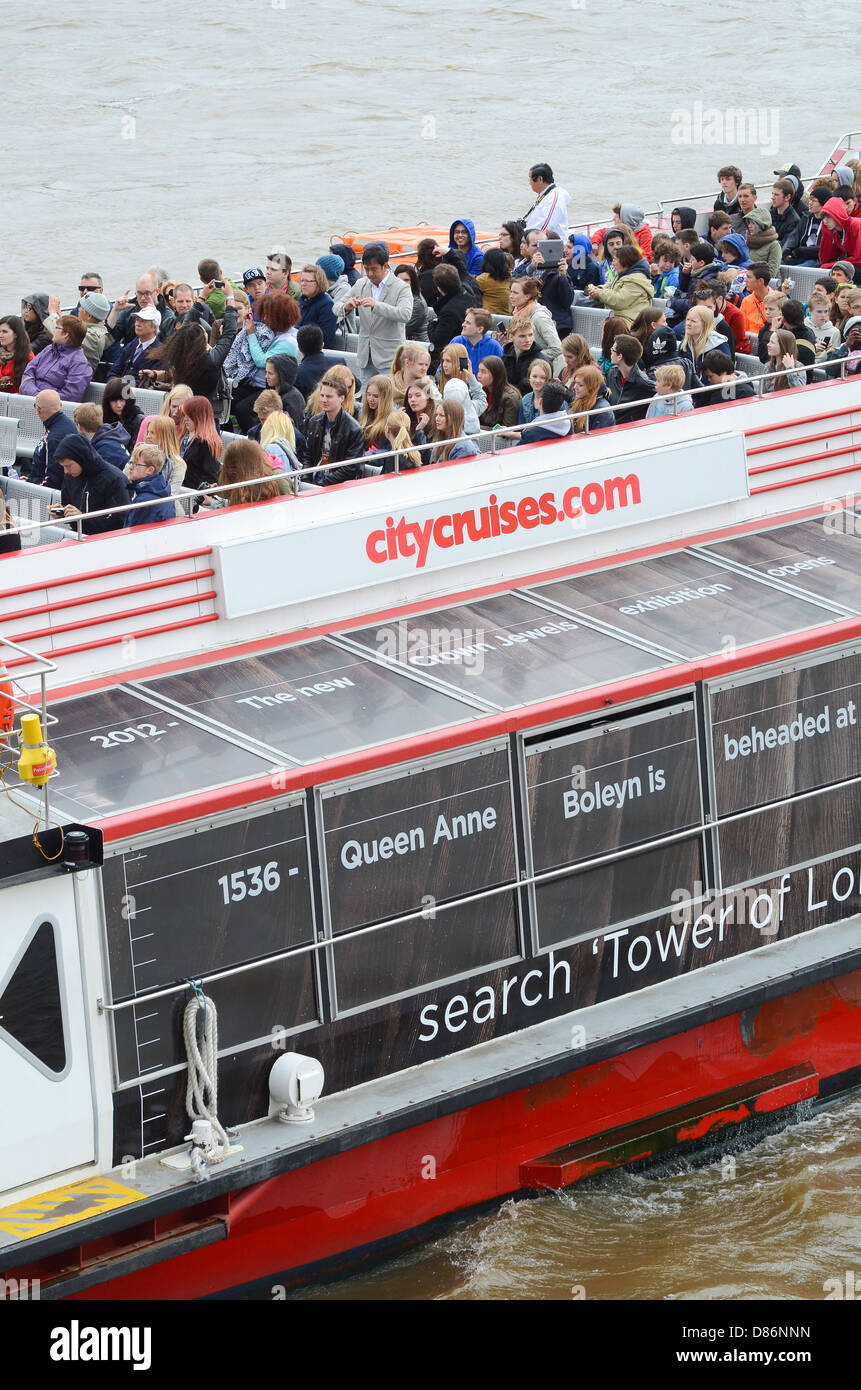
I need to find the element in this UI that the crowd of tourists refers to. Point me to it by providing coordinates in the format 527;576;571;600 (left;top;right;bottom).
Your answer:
3;157;861;538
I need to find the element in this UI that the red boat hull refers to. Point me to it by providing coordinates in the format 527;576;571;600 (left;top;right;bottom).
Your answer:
34;966;858;1300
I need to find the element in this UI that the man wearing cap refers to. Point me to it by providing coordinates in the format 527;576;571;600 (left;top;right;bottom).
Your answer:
265;248;300;301
43;291;112;372
242;268;268;315
784;185;831;266
116;307;162;382
316;253;352;320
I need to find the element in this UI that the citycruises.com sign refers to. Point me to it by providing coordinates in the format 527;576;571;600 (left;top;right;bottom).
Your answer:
214;432;749;618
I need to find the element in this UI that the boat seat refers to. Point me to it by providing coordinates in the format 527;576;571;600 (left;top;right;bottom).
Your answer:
0;417;18;471
572;305;611;347
1;474;71;545
83;382;106;404
779;264;823;302
321;349;360;377
4;393;78;462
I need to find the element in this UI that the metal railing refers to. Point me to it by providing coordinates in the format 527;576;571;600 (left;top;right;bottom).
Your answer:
3;359;856;543
0;635;60;827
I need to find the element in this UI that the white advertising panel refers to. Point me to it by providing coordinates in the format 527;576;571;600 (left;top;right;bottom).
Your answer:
214;433;749;620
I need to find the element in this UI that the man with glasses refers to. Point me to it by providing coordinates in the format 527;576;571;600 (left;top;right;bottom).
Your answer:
105;273;175;346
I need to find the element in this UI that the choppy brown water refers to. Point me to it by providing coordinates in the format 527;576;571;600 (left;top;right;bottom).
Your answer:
3;2;846;308
287;1092;861;1300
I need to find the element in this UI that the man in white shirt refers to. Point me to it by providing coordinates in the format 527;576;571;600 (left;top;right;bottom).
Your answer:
343;243;412;382
523;163;571;242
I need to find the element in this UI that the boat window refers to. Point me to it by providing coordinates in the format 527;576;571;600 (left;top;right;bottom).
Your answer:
530;550;843;661
0;920;66;1077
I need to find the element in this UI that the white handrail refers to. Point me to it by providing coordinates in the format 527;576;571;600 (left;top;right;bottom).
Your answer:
4;360;852;541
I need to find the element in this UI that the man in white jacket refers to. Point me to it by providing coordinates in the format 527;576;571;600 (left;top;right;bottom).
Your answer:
343;244;412;382
523;163;571;242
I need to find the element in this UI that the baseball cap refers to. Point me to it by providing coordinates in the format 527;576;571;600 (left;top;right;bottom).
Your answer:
133;306;162;327
242;267;266;286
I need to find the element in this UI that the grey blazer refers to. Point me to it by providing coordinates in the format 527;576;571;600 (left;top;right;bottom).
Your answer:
351;273;413;368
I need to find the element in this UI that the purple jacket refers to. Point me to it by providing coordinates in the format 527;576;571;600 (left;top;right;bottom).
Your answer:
19;343;93;402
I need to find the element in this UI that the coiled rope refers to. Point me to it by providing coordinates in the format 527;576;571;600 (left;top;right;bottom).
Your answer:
182;980;231;1161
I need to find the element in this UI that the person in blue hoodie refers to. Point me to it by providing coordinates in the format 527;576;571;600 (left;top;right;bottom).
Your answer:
73;402;131;470
565;233;602;293
448;219;485;276
716;232;751;302
124;445;176;527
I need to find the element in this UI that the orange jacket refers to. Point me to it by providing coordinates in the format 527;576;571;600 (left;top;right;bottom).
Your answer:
740;292;768;334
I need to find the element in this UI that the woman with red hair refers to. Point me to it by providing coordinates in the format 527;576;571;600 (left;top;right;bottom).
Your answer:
179;396;223;492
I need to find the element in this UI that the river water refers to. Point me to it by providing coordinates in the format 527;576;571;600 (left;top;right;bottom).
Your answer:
3;0;845;309
289;1093;861;1300
9;2;858;1303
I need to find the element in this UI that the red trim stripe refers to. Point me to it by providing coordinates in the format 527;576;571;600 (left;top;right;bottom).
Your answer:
8;591;217;645
3;570;215;623
0;548;213;602
4;613;219;670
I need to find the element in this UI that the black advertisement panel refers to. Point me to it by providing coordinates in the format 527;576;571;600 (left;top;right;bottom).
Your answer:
115;847;861;1158
102;804;314;1002
719;779;861;887
321;746;519;1011
531;551;834;659
527;703;701;871
139;639;473;765
348;592;666;709
322;746;515;931
113;953;316;1086
710;650;861;817
332;898;519;1013
534;834;704;950
703;517;861;612
36;689;274;822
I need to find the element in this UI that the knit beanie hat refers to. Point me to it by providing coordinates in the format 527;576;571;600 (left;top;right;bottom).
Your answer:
810;184;834;206
832;261;856;281
316;254;345;282
79;291;111;322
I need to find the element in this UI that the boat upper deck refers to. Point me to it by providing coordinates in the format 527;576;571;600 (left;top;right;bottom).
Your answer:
5;496;861;843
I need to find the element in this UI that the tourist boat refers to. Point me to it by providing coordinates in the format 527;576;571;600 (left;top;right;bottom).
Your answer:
0;134;860;1301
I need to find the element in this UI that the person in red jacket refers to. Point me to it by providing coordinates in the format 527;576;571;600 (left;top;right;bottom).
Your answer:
693;283;746;356
0;315;33;393
819;197;861;273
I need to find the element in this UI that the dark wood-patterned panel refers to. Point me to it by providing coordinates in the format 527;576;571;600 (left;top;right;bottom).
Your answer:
527;704;701;872
712;651;861;816
103;803;313;1002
